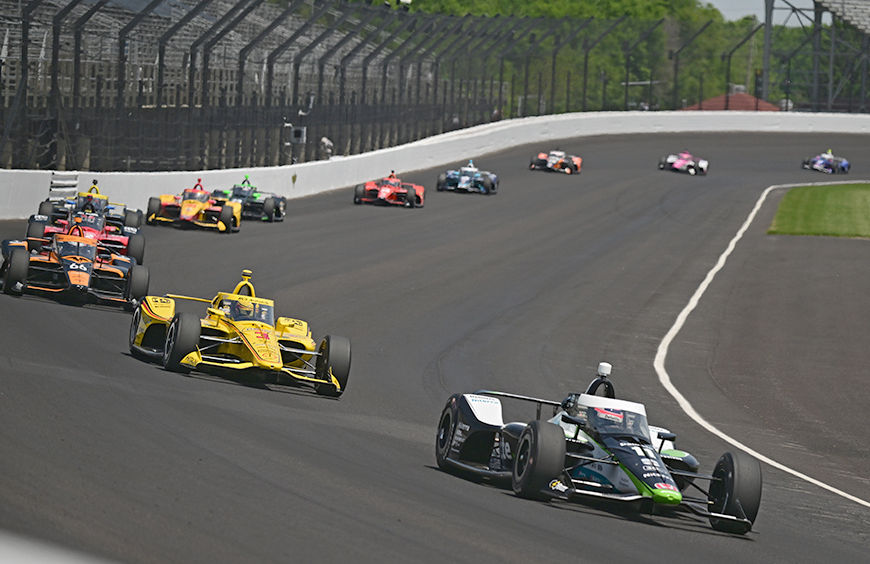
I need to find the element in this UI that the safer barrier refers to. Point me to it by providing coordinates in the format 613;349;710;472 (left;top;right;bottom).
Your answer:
2;110;870;220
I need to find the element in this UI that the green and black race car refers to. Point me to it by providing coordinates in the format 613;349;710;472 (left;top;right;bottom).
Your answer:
212;176;286;222
436;362;762;535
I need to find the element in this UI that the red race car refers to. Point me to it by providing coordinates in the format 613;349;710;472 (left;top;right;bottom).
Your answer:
27;209;145;265
353;172;424;208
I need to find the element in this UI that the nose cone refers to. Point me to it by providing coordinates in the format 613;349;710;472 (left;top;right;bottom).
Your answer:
67;271;90;288
651;485;682;505
181;202;201;220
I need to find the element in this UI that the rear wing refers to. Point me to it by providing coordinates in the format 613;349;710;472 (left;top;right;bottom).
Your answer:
472;390;561;420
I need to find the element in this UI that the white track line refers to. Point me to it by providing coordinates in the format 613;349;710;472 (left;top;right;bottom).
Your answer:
653;180;870;509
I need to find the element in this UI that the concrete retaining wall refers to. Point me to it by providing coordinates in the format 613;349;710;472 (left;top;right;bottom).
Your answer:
3;110;870;220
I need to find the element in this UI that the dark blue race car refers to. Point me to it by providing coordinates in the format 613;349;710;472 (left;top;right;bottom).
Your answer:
436;160;499;195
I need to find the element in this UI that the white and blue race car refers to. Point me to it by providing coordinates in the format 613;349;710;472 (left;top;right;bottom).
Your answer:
436;160;498;195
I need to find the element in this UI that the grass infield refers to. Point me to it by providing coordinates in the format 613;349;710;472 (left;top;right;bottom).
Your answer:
768;183;870;238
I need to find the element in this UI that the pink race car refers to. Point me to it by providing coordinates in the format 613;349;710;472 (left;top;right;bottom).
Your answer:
658;151;708;176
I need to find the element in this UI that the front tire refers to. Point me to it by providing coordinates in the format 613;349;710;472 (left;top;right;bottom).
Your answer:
437;173;447;191
219;205;233;233
512;420;566;501
38;200;55;217
163;313;200;373
2;248;29;295
708;451;762;535
129;306;151;362
405;188;416;208
263;197;276;221
435;399;459;471
353;184;365;204
315;335;352;397
146;197;161;225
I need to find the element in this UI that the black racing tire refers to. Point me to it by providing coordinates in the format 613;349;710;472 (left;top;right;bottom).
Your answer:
124;209;139;228
688;165;697;176
219;205;233;233
26;221;45;252
437;173;447;191
512;420;566;501
126;233;145;265
38;200;55;217
263;197;276;221
129;305;152;362
564;164;573;174
658;158;666;170
146;197;161;225
353;184;365;204
529;159;536;170
2;247;29;296
405;188;416;208
127;265;149;303
708;451;762;535
435;399;459;471
163;313;200;373
482;177;493;195
314;335;352;397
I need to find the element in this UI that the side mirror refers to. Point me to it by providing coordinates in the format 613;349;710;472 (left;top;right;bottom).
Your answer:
657;431;676;453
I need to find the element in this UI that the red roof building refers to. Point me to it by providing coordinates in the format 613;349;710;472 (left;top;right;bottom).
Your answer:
680;92;781;111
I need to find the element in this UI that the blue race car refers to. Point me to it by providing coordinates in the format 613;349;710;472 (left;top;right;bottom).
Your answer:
436;160;498;195
802;150;850;174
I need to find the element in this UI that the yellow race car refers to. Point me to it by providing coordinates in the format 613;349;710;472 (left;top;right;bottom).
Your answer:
129;270;351;397
145;179;242;233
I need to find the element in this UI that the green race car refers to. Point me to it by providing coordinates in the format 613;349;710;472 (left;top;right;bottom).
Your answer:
212;176;286;222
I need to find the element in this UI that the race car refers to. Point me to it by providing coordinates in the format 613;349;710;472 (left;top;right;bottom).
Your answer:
1;216;149;309
529;150;582;174
146;179;242;233
435;362;762;535
26;209;145;265
436;160;498;194
37;181;143;231
210;175;286;222
802;150;850;174
129;269;351;397
658;151;708;175
353;172;424;208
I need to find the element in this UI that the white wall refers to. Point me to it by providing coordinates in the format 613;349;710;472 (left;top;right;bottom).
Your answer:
2;110;869;220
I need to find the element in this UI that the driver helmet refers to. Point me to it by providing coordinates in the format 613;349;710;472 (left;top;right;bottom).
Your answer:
231;298;253;320
560;393;583;417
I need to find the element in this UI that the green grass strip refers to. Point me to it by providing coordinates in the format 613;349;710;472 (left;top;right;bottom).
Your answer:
768;183;870;238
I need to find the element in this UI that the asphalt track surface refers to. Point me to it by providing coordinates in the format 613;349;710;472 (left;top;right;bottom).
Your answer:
2;131;870;564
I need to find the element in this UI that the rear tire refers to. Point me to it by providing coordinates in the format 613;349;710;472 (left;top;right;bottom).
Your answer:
512;420;566;501
127;265;149;302
708;451;762;535
315;335;352;397
163;313;200;373
146;197;161;225
2;248;29;295
124;209;139;228
126;233;145;265
38;200;54;217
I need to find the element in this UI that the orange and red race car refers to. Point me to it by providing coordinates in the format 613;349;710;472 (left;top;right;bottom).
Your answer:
1;217;149;309
353;172;424;208
529;149;582;174
146;179;242;233
27;210;145;265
